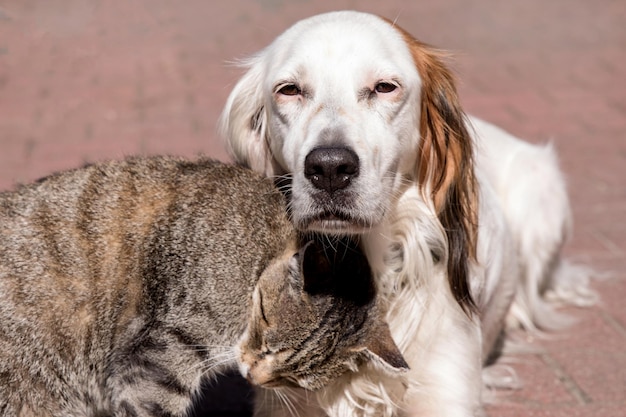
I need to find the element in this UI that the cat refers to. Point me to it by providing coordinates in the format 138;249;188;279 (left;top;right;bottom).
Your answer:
0;156;408;417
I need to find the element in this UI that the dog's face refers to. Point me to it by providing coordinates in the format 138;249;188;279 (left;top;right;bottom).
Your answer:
222;10;479;311
224;12;424;234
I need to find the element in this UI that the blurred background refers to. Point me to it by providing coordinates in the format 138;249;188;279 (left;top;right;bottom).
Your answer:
0;1;624;416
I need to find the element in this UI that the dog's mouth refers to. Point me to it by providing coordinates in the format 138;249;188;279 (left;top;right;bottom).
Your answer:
301;210;371;235
275;176;378;235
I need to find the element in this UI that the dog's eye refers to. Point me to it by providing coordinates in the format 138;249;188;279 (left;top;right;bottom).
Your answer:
374;82;397;94
277;84;301;96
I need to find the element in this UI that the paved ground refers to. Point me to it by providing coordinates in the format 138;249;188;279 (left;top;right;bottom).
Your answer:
0;0;624;416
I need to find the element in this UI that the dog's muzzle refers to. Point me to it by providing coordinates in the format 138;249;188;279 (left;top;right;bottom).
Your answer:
304;146;359;193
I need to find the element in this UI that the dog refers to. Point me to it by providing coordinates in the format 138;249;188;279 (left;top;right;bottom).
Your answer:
219;10;596;417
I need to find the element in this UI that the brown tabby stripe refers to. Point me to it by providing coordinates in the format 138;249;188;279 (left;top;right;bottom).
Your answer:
119;400;139;417
166;327;207;361
284;312;335;368
141;401;176;417
128;356;189;397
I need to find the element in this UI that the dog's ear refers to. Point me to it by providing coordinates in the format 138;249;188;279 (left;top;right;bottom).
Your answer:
219;55;278;176
394;25;478;314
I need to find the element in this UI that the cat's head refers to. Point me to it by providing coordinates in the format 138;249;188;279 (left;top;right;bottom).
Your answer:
237;238;408;391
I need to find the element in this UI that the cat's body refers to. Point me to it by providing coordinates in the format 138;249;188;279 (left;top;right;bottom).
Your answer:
0;157;407;417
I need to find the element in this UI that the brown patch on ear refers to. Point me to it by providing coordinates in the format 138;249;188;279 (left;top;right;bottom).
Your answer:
351;319;409;374
386;19;478;315
365;322;410;372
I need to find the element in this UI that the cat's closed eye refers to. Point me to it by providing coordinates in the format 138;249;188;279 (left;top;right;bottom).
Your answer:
237;239;408;392
258;290;270;325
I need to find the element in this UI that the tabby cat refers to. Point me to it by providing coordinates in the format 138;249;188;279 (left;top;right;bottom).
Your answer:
0;156;407;417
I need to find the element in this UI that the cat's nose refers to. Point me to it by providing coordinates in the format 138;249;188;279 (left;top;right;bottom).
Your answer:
304;147;359;193
244;361;275;387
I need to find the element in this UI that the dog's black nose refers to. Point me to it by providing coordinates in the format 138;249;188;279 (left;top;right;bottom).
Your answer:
304;147;359;193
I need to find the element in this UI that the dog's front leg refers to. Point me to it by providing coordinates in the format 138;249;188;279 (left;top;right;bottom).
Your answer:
399;301;484;417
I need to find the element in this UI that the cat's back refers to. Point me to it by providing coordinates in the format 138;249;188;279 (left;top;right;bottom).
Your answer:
0;157;184;297
163;158;294;260
0;156;293;413
0;158;180;407
0;156;291;277
137;158;296;327
0;155;292;331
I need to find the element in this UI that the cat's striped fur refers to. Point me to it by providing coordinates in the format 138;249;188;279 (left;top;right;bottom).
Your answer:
0;156;407;417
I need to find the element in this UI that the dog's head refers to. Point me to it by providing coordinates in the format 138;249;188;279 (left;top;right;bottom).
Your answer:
221;11;478;311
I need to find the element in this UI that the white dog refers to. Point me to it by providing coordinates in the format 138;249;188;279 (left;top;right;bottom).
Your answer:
220;11;595;417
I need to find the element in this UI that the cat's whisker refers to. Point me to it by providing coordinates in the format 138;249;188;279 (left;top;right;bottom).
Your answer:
186;361;226;379
171;344;233;360
174;345;210;353
178;349;237;378
274;388;301;417
257;388;277;415
199;353;237;375
289;388;316;417
177;344;233;351
322;234;339;252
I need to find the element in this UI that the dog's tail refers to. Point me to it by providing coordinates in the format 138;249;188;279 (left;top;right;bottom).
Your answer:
544;258;599;308
502;142;598;332
507;258;598;332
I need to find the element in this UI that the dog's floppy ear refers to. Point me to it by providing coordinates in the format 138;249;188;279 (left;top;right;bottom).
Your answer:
219;55;278;176
393;24;478;314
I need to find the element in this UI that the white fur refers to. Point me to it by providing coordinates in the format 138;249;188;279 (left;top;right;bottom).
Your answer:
220;11;594;417
470;117;597;331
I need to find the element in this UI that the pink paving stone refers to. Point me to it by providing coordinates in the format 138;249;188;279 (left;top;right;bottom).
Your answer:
0;1;625;415
551;348;626;404
485;353;577;407
593;276;626;333
487;404;626;417
540;309;626;353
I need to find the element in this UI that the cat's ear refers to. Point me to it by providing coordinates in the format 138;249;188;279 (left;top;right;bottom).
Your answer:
298;240;333;295
298;238;374;303
355;322;409;375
